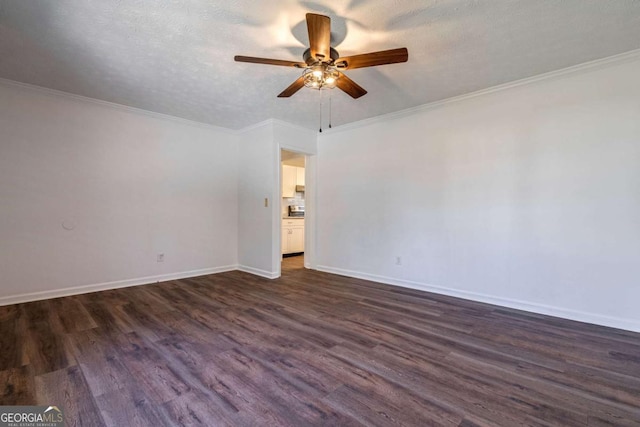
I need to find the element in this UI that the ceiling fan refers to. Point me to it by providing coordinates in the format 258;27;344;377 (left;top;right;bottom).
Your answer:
234;13;408;99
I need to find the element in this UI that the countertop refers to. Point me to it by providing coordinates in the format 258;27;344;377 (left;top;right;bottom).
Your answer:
282;216;305;220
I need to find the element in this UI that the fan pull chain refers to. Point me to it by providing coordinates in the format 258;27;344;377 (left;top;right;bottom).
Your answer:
319;88;323;133
329;91;332;129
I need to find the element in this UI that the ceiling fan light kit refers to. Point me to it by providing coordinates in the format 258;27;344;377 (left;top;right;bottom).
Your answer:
234;13;409;99
303;64;339;89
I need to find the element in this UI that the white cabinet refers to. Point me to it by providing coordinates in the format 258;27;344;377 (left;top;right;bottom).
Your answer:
289;226;304;252
296;167;305;186
281;226;290;254
282;165;304;198
282;165;298;198
282;218;304;254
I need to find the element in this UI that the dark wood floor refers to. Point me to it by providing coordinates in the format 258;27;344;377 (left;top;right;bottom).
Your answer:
2;255;640;426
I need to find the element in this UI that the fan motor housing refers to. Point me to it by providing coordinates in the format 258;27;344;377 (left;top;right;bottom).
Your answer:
303;47;339;65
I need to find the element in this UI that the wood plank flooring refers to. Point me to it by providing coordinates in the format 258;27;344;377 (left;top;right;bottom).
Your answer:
2;255;639;426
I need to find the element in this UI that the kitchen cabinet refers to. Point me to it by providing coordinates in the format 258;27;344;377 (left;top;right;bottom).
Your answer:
296;167;305;186
282;165;304;198
282;165;297;198
282;218;304;254
289;226;304;252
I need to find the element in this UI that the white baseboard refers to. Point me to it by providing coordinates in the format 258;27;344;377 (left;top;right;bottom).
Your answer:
5;261;637;333
237;265;280;279
316;265;640;333
0;265;239;306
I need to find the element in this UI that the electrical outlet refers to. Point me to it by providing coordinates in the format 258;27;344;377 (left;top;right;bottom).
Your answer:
157;253;165;263
395;256;402;265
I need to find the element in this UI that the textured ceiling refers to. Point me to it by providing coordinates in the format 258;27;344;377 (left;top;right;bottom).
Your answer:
1;1;640;130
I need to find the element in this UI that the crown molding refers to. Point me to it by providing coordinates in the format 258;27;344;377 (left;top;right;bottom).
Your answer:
0;77;237;135
321;48;640;136
235;118;275;134
236;118;316;135
270;118;317;134
3;48;639;137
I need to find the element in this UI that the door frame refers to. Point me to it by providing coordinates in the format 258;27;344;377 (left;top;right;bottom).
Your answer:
274;145;316;276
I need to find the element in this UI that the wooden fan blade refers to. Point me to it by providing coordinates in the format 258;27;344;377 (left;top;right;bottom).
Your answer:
306;13;331;61
336;73;367;99
278;76;306;98
334;48;408;70
235;56;306;68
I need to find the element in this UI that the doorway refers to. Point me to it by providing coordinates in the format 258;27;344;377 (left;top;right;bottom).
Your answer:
280;149;306;271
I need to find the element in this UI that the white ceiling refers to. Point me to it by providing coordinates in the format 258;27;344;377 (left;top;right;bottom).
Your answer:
1;1;639;131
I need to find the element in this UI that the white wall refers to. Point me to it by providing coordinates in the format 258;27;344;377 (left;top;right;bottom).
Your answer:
237;120;317;277
274;120;318;271
316;56;640;332
0;81;238;303
3;54;638;333
237;121;277;277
